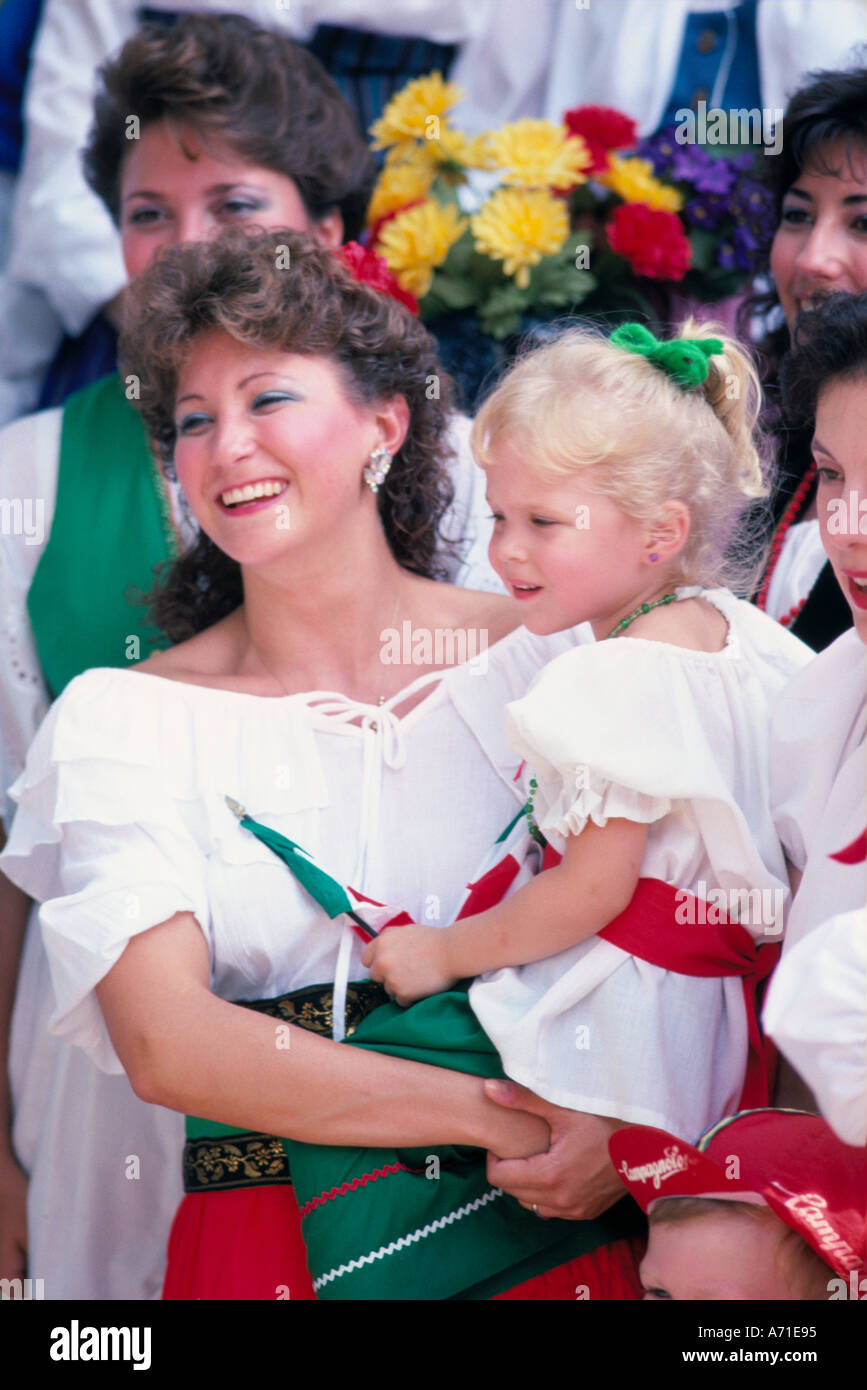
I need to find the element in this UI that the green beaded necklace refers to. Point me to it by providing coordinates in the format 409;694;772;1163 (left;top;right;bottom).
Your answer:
525;590;680;841
606;590;678;638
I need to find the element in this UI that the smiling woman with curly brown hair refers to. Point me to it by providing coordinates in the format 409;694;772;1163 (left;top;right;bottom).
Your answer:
123;228;458;642
0;13;498;1305
1;226;647;1302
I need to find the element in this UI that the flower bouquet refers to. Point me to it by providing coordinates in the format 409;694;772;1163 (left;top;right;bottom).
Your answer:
585;119;776;314
366;74;595;344
365;75;773;349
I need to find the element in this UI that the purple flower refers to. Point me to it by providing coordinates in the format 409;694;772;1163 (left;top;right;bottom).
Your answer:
691;158;736;195
668;144;712;182
637;128;679;176
684;193;728;231
655;140;735;194
726;224;761;272
740;181;775;220
716;222;761;273
732;181;776;246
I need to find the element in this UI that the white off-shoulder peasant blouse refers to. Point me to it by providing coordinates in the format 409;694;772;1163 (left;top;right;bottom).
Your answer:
469;589;812;1137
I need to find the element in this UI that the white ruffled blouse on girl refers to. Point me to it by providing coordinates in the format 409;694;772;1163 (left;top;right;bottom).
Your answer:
469;589;812;1141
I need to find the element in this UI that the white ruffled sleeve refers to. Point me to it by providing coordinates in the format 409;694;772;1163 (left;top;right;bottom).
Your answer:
0;671;211;1075
505;639;747;844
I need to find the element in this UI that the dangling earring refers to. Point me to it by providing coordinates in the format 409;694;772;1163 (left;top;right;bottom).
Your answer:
363;445;392;493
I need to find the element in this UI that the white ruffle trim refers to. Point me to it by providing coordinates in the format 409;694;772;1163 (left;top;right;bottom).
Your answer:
538;763;672;841
5;667;331;872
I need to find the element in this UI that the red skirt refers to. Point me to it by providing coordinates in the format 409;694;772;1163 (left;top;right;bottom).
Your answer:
163;1187;644;1301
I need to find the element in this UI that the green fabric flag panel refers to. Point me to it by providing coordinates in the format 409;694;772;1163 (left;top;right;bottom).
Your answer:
27;374;177;697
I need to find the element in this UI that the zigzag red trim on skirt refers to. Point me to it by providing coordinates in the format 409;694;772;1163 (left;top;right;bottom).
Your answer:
299;1161;411;1220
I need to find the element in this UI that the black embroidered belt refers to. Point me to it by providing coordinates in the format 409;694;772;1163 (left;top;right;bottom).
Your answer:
182;980;389;1194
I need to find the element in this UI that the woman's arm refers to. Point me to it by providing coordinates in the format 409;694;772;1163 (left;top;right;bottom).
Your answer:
364;818;648;1003
95;911;549;1160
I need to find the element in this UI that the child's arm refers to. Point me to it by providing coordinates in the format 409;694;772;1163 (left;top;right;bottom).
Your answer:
362;818;648;1005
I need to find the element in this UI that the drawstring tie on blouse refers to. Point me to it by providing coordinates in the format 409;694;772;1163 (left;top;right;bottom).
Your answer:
308;696;408;1039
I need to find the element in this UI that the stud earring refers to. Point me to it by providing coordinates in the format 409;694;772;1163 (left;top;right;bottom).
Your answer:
649;552;659;562
363;445;392;493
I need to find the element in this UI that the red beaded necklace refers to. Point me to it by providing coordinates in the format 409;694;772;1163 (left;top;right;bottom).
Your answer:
755;462;817;627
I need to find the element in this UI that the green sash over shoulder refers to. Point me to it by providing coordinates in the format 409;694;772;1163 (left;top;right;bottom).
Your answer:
27;374;178;697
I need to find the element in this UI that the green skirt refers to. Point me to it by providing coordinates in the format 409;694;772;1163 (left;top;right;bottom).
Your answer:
185;982;643;1301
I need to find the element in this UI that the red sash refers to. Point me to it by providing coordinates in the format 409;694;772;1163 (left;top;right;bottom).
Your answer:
541;846;779;1110
370;827;779;1110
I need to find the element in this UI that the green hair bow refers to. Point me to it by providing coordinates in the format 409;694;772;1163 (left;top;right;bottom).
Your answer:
609;322;723;390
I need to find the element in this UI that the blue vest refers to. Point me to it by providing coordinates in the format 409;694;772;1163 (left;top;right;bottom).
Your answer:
661;0;760;129
0;0;44;173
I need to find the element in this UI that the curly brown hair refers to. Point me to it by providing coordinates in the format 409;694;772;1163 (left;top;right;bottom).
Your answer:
84;12;376;240
120;228;456;641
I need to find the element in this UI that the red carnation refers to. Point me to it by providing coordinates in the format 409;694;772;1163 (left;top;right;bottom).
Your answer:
606;203;692;281
336;241;419;314
563;104;638;176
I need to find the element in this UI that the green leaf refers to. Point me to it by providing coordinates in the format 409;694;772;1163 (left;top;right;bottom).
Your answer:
477;284;528;339
687;228;718;274
482;283;527;315
480;309;523;340
430;177;464;207
536;280;595;309
439;226;475;274
427;274;481;311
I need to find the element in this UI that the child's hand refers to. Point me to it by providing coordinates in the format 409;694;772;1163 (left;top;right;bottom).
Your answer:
361;925;457;1006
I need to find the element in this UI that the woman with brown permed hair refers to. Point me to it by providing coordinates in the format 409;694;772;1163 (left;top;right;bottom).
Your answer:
2;227;649;1301
0;12;491;1302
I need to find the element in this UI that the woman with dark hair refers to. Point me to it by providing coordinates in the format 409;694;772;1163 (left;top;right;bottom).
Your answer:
84;11;374;251
761;291;867;1114
0;13;490;1301
2;229;646;1301
742;63;867;651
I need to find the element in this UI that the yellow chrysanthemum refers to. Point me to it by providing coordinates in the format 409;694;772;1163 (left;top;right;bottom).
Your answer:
384;141;434;171
598;155;684;212
370;72;464;148
433;126;497;170
366;160;435;228
383;128;496;184
471;188;569;289
376;200;466;298
489;119;591;189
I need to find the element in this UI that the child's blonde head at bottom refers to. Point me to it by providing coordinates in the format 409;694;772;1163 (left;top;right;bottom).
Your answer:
611;1112;867;1303
471;320;770;594
643;1196;833;1301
